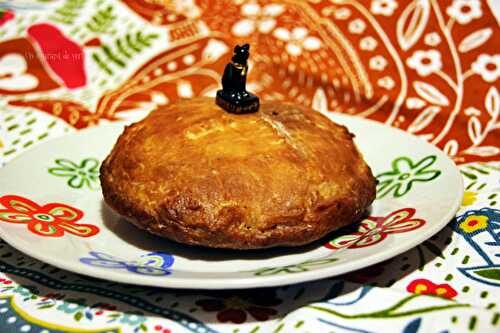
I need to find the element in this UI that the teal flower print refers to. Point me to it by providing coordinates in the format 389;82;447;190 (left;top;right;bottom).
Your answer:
13;285;38;299
376;155;441;199
13;286;33;297
57;298;87;314
48;158;100;190
120;312;146;325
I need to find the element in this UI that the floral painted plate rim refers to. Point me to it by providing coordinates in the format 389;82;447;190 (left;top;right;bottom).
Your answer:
0;114;464;289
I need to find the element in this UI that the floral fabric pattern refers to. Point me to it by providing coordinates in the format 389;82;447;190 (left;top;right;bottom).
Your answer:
462;191;477;206
273;27;321;56
196;290;282;324
0;0;496;165
446;0;482;25
452;207;500;287
348;18;366;34
0;10;14;26
406;279;458;299
360;36;378;51
0;1;499;333
407;50;443;77
369;55;388;71
459;214;489;233
231;3;284;37
371;0;398;16
0;195;98;237
471;54;500;82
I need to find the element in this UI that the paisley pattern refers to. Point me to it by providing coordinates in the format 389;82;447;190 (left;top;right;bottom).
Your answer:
0;1;498;332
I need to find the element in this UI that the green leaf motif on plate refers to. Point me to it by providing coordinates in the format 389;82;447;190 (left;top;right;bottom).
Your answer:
252;258;338;276
48;158;100;190
376;155;441;199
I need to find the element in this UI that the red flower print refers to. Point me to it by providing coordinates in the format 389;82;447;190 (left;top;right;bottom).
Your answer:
92;302;117;311
27;24;87;89
0;195;99;237
0;278;12;285
0;10;14;26
196;290;282;324
84;37;102;47
100;303;116;311
407;279;457;299
40;292;65;302
325;208;425;250
154;325;171;333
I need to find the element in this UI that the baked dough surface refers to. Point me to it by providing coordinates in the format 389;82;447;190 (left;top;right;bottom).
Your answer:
100;97;376;249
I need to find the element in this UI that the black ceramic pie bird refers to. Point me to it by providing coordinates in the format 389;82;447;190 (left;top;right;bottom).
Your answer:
216;44;260;114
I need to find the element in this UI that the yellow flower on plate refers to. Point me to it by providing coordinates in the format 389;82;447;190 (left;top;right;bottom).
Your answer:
459;215;488;233
462;191;477;206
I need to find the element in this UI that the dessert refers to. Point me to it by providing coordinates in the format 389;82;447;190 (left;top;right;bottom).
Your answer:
100;44;376;249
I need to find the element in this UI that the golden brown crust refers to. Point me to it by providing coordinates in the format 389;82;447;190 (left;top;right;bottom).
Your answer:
100;97;376;249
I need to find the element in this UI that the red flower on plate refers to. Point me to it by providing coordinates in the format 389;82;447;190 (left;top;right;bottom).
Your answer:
196;290;282;324
0;195;99;237
325;208;425;250
407;278;457;299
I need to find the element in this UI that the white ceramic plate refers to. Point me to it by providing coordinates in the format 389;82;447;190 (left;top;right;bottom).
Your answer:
0;113;463;289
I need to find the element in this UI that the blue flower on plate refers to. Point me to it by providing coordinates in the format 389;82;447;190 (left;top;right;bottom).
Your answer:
79;251;174;276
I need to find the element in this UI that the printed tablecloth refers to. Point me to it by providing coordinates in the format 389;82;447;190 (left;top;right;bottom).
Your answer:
0;0;499;332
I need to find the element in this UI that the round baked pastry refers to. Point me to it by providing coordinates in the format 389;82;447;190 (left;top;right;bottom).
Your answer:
100;97;376;249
